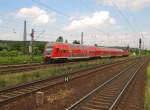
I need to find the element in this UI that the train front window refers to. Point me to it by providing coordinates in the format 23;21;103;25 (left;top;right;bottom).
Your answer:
46;44;52;48
46;44;53;55
47;49;52;55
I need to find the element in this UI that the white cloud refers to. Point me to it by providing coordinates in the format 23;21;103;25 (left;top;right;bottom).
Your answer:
96;0;150;10
16;6;55;25
84;32;150;50
0;32;21;41
66;11;116;30
0;19;2;24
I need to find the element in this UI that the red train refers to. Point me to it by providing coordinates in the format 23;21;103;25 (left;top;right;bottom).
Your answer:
44;42;128;63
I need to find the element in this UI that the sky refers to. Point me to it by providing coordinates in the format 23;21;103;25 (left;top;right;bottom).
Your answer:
0;0;150;49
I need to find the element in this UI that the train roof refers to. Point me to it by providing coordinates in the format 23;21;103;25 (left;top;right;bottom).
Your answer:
46;42;124;51
98;47;124;51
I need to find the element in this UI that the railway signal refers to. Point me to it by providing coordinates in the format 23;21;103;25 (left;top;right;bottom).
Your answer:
30;29;34;62
139;38;142;56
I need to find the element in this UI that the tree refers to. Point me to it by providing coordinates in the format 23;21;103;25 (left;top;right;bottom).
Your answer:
56;36;64;43
94;44;98;47
73;40;80;44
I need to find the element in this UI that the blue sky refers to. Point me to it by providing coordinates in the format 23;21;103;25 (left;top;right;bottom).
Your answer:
0;0;150;49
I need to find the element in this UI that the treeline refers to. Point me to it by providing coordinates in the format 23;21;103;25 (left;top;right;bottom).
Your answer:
0;40;46;56
0;40;150;57
105;46;150;56
129;48;150;55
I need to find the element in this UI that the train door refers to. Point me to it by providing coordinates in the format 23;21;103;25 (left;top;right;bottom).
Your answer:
61;44;70;58
54;44;62;58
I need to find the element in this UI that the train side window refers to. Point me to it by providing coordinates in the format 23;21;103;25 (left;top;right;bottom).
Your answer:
63;49;67;53
64;50;68;53
56;48;59;52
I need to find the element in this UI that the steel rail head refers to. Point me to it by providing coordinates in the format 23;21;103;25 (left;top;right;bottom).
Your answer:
108;62;146;110
0;58;136;107
0;59;132;93
66;62;137;110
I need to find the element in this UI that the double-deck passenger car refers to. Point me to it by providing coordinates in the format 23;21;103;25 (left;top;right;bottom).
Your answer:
44;42;128;63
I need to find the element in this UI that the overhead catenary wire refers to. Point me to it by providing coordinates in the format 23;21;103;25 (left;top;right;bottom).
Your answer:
80;0;115;46
31;0;70;18
31;0;109;36
111;0;136;33
111;0;142;49
111;0;141;38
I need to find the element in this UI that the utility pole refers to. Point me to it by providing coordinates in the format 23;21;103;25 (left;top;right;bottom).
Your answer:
81;32;83;45
23;20;27;53
30;29;34;62
139;37;142;56
141;32;144;50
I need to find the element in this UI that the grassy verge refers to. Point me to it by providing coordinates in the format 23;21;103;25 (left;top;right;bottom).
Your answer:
145;63;150;110
0;55;43;64
0;59;113;88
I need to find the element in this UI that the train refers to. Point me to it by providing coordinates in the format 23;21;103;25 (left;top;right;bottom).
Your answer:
44;42;129;63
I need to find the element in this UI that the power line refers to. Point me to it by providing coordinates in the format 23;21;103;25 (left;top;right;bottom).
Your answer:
34;30;45;40
112;0;139;36
31;0;108;36
111;0;142;49
111;0;138;34
31;0;70;17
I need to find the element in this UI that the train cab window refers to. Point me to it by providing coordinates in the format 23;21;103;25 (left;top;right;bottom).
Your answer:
46;44;53;55
46;45;52;49
46;48;52;55
47;50;52;54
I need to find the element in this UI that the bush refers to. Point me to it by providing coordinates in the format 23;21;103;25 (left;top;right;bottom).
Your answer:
0;50;23;57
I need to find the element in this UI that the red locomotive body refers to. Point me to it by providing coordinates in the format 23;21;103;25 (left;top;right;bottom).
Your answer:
44;42;128;63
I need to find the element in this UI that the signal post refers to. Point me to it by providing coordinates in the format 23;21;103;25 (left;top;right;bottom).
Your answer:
30;29;34;62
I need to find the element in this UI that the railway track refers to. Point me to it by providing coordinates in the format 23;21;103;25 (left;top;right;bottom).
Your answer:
0;63;41;69
0;57;130;75
0;58;135;107
0;62;68;74
66;58;147;110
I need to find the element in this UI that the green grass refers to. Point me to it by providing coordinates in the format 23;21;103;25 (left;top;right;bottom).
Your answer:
145;63;150;110
0;60;108;88
0;55;43;64
0;57;130;88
